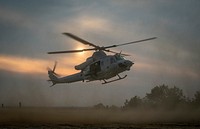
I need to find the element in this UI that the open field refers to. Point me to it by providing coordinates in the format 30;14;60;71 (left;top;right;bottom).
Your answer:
0;107;200;128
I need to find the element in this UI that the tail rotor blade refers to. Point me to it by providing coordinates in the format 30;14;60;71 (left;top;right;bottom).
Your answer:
53;72;60;77
47;62;60;77
53;61;57;72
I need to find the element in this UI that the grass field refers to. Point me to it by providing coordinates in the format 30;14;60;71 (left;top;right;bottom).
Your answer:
0;107;200;128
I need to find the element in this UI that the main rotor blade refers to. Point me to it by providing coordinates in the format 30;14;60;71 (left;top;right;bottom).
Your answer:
48;50;83;54
104;37;157;49
47;48;97;54
104;49;130;56
62;33;98;48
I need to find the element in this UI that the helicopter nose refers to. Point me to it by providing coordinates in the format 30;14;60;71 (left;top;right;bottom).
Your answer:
125;60;134;70
125;60;134;66
118;60;134;70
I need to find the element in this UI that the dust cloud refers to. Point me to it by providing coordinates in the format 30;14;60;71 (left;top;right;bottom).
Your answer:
0;107;200;128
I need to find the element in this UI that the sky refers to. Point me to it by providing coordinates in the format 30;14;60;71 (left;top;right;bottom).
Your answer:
0;0;200;107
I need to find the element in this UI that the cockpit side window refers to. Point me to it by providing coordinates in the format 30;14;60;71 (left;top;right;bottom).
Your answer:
114;54;124;60
101;60;104;66
110;57;116;64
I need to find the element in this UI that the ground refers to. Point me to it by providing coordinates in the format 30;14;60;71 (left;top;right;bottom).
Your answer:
0;107;200;128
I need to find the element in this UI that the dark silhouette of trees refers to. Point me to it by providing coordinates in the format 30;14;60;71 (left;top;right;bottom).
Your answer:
124;96;142;109
93;103;106;109
192;91;200;107
93;84;200;110
123;84;199;110
145;84;185;109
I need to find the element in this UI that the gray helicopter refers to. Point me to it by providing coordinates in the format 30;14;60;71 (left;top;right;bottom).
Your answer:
47;33;156;86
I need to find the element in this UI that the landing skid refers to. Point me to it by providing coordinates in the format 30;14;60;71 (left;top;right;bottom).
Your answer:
102;74;127;84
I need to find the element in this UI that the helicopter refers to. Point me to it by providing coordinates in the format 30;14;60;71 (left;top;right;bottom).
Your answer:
47;33;156;86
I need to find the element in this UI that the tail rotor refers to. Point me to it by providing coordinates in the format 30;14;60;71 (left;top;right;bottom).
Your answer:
47;61;59;87
52;61;57;73
47;61;60;76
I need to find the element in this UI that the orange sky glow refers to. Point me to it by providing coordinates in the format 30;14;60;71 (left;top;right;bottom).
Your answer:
0;54;84;76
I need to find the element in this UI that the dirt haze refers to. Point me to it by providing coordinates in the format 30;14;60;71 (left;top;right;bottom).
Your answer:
0;107;200;128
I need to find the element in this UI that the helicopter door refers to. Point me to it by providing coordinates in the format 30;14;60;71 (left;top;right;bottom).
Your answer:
90;61;101;75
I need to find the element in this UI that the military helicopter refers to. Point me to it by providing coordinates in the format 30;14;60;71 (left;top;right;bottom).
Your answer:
47;33;156;86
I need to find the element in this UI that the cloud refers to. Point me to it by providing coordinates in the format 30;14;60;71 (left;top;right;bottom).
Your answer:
54;15;112;36
78;16;111;32
0;7;36;30
135;60;200;80
0;54;84;76
0;54;49;74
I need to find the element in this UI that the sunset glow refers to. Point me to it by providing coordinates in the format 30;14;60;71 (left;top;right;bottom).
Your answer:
0;55;78;75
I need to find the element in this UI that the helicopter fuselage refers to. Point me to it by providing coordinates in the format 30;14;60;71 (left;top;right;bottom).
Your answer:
48;51;133;85
84;54;133;81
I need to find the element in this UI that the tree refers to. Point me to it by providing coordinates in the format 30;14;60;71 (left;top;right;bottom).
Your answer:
192;91;200;107
93;103;105;109
145;84;185;109
124;96;142;108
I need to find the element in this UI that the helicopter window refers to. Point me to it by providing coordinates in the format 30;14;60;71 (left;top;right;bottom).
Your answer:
110;57;116;64
115;55;124;60
101;61;104;66
90;61;101;74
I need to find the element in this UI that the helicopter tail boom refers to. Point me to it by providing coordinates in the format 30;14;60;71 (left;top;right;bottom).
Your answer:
47;62;85;86
48;70;59;86
48;71;85;86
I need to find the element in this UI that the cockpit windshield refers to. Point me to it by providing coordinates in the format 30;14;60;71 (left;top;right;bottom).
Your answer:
114;54;125;60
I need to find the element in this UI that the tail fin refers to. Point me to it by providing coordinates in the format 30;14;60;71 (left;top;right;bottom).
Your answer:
48;70;59;86
47;61;59;87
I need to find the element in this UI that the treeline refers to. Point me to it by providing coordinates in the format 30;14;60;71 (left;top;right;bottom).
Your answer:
94;84;200;110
